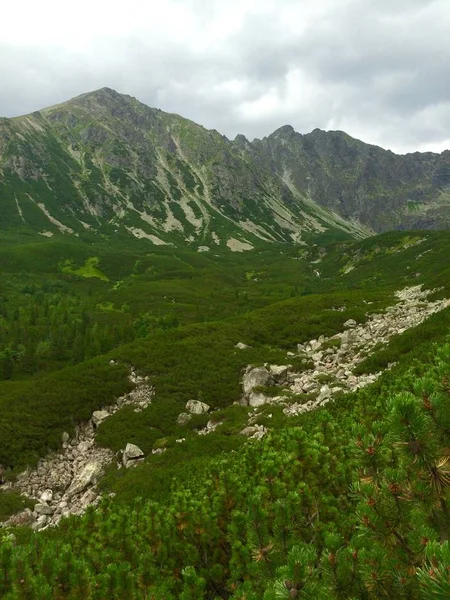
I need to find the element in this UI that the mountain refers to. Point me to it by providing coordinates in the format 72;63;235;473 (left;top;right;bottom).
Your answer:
246;125;450;231
0;88;363;249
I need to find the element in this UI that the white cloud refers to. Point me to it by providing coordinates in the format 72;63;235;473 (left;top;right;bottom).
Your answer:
1;0;450;153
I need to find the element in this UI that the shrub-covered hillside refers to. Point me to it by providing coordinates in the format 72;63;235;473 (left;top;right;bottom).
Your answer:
2;230;450;598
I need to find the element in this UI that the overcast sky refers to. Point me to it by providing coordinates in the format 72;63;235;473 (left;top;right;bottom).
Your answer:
2;0;449;153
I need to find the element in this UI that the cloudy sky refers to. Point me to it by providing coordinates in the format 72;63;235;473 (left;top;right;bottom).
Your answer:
2;0;449;153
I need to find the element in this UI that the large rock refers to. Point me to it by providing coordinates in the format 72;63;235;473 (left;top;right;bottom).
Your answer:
343;319;357;329
122;443;145;468
242;366;272;395
92;410;110;427
34;503;54;516
185;400;210;414
239;425;267;440
248;391;268;407
66;462;103;498
177;412;192;426
235;342;251;349
269;365;290;383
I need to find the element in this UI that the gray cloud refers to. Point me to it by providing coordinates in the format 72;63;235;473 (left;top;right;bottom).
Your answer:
1;0;449;153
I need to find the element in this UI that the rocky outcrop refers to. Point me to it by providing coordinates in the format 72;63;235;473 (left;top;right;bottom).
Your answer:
2;366;154;530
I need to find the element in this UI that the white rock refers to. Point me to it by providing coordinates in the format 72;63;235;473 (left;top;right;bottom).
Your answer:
248;391;268;407
242;366;272;395
235;342;251;349
269;365;290;383
34;503;54;516
40;489;53;503
343;319;357;329
66;462;103;498
122;443;144;468
92;410;110;427
185;400;210;414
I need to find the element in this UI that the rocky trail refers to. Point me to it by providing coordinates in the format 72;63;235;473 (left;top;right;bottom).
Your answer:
2;285;450;530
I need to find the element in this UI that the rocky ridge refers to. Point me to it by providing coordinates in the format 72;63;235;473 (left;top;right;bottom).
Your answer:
240;286;450;425
2;367;153;531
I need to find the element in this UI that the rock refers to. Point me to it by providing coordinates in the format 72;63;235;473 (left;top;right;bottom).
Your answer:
177;412;192;426
77;441;93;454
122;443;144;468
239;425;267;440
235;342;251;349
31;515;48;531
242;366;272;395
343;319;357;329
185;400;210;414
61;432;70;443
92;410;110;427
40;489;53;503
34;503;54;516
248;391;268;407
269;365;290;383
66;462;103;498
302;381;317;393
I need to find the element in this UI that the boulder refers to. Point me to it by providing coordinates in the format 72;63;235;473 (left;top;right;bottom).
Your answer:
31;515;48;531
235;342;251;349
343;319;357;329
122;443;145;468
239;425;267;440
185;400;210;414
40;489;53;503
66;462;103;498
34;503;54;516
248;391;268;407
242;366;272;395
177;412;192;426
61;432;70;443
92;410;110;427
269;365;290;383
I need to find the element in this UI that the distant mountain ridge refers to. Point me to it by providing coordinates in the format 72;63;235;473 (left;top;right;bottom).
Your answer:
0;87;449;247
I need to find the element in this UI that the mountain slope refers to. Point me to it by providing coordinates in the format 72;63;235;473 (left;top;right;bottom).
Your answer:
248;125;450;231
0;88;362;248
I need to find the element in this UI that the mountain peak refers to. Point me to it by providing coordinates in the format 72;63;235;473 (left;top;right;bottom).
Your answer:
272;124;296;137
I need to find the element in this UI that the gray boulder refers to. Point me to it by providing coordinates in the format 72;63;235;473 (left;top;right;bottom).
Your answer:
92;410;110;427
177;412;192;426
66;462;103;498
122;443;145;468
242;366;272;395
185;400;210;414
34;503;54;516
343;319;357;329
269;365;290;383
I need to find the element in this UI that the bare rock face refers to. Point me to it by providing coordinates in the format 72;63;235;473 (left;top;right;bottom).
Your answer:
185;400;210;415
122;443;145;468
66;462;103;498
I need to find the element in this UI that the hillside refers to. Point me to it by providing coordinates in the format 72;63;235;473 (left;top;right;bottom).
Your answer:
1;230;450;597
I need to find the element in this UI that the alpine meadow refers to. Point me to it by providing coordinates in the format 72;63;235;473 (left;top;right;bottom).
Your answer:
2;87;450;600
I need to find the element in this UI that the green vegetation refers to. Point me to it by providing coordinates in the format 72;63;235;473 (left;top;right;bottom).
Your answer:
2;229;450;598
